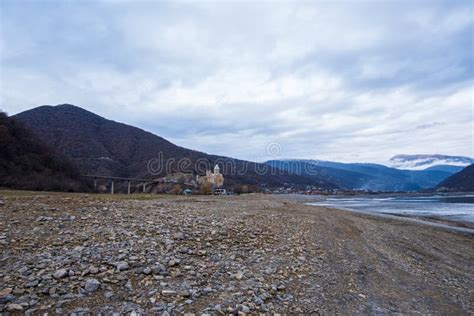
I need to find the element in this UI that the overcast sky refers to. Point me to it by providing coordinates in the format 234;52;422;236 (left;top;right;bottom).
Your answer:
1;1;472;164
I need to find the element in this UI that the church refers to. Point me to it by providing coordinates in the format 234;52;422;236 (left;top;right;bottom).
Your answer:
196;164;224;188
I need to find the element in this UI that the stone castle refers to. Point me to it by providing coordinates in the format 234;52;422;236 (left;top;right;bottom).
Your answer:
196;164;224;188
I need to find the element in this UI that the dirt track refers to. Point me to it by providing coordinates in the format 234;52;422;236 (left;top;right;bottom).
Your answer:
0;191;473;314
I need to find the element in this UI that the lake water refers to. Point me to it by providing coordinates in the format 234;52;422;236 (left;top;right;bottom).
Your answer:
308;194;474;223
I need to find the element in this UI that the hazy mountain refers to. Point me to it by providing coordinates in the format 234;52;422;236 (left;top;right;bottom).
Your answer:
0;112;88;191
436;164;474;192
389;154;473;171
423;165;466;173
13;104;336;189
266;159;456;191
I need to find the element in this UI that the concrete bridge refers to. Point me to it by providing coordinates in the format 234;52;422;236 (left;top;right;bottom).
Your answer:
83;175;150;194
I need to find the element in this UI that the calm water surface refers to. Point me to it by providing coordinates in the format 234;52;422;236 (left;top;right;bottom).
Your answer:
309;194;474;223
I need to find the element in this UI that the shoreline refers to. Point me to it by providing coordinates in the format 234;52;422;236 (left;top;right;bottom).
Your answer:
287;193;474;236
306;204;474;236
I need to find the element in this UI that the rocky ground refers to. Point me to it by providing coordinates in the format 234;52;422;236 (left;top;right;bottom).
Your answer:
0;191;473;315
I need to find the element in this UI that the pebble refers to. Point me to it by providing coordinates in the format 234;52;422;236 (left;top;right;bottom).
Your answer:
53;268;69;279
240;304;251;313
84;279;101;292
180;290;191;298
26;279;39;287
235;271;244;280
7;303;24;311
173;232;185;240
115;261;129;271
104;291;114;299
125;280;133;291
89;266;99;274
0;293;14;304
0;288;12;296
161;290;177;296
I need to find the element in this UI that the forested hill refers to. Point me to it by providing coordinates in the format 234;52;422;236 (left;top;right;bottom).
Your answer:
0;112;88;191
436;164;474;192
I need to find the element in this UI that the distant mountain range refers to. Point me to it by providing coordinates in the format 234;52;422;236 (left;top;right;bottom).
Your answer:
13;104;334;190
436;164;474;192
0;112;88;191
266;159;462;192
389;154;473;171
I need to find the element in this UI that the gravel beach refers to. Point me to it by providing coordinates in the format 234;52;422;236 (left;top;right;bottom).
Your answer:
0;191;473;315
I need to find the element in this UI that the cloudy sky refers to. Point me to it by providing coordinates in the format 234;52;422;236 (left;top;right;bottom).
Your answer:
0;1;472;164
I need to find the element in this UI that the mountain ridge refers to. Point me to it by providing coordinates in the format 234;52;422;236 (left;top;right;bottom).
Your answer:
13;104;336;190
266;159;456;191
436;164;474;192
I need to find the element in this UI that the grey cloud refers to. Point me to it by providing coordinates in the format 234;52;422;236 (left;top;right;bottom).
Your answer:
0;1;472;164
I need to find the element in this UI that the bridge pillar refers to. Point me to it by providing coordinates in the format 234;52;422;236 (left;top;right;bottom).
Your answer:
143;183;146;193
127;181;131;195
111;180;114;194
93;179;97;191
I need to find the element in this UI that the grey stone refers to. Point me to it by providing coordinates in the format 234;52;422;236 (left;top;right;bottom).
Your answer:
53;268;69;279
18;266;31;276
89;266;99;274
235;271;244;280
173;232;185;240
26;279;39;288
115;261;129;271
181;290;191;298
25;308;39;316
151;264;166;275
7;303;24;311
84;279;100;292
0;294;14;304
161;290;177;296
125;280;133;291
240;304;250;313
